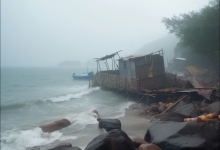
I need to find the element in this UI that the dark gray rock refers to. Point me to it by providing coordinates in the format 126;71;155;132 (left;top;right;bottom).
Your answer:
199;107;207;113
150;104;159;112
159;103;167;113
49;147;81;150
40;119;71;133
144;121;219;150
206;101;220;113
26;147;40;150
172;101;199;118
201;99;209;107
147;111;159;117
98;119;121;132
84;129;135;150
49;141;82;150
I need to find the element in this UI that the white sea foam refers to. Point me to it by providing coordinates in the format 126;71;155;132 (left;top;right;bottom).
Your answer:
44;87;100;102
1;127;77;150
65;108;99;130
111;101;135;119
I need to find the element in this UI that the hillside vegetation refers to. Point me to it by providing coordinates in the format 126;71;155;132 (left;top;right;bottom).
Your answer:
162;0;219;75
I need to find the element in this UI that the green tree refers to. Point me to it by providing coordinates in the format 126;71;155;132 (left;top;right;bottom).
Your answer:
162;0;219;75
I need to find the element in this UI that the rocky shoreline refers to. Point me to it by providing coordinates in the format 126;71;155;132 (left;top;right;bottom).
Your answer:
27;97;219;150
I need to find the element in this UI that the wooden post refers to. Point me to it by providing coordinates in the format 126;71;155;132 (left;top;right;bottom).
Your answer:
89;75;90;88
97;61;98;72
112;57;113;70
98;61;101;71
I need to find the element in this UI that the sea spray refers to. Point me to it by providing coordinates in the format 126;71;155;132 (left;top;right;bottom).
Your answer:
65;108;99;132
1;127;77;150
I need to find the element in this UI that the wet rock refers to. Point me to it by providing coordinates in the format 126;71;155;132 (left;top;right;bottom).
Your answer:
98;119;121;132
138;143;162;150
71;147;82;150
150;104;159;112
132;137;148;148
206;101;220;113
172;101;199;118
26;147;40;150
206;118;219;124
144;121;219;150
159;104;167;113
147;111;159;116
159;112;185;122
40;119;71;132
84;129;135;150
201;99;209;107
49;142;82;150
199;107;207;113
192;101;201;107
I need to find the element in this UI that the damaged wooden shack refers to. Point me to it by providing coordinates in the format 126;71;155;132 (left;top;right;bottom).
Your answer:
93;50;217;102
94;50;166;91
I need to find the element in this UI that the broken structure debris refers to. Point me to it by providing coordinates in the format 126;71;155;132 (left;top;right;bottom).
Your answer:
93;50;218;102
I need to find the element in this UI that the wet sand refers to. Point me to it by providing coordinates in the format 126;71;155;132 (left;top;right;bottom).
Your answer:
119;103;151;139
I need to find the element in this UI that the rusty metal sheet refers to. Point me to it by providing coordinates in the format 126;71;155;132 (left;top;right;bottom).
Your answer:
196;89;214;100
177;88;214;100
189;78;204;88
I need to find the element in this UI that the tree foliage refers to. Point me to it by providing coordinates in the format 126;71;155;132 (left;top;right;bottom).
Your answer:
162;0;219;71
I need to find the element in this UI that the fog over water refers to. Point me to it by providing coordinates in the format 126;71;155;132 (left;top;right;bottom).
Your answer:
1;0;209;67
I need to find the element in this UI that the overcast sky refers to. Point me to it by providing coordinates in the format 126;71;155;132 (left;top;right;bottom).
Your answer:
1;0;209;67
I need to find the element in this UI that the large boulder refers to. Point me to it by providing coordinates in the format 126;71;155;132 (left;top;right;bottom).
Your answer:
153;101;200;122
84;129;135;150
49;142;82;150
144;121;219;150
40;119;71;132
172;101;199;118
206;101;220;113
98;119;121;132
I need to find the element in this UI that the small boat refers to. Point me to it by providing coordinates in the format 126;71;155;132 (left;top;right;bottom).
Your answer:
72;71;94;79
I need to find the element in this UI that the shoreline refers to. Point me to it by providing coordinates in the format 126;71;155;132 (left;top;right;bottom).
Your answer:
36;102;150;150
118;103;151;139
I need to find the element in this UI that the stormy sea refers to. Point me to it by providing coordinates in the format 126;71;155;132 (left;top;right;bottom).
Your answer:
1;67;136;150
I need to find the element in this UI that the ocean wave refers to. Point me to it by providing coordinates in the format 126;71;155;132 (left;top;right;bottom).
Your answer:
1;127;77;150
44;87;100;102
1;103;26;111
1;100;44;111
65;108;99;131
111;101;135;119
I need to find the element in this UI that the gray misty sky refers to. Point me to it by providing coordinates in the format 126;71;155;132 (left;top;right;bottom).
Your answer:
1;0;209;67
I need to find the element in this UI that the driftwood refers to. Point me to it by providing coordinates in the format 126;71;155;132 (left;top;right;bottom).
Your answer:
149;94;188;122
137;96;145;103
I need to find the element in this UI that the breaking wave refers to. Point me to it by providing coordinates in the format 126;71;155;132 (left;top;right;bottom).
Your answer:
112;101;135;118
1;127;77;150
65;108;99;131
44;87;100;102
